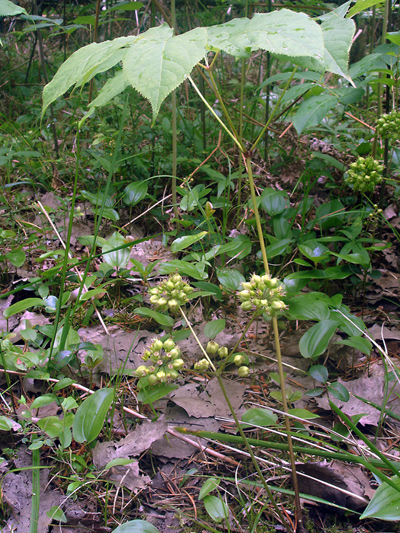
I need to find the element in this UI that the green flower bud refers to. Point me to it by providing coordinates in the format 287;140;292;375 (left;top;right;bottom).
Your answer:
135;365;148;377
148;374;158;386
218;346;229;358
241;301;253;311
171;274;182;284
172;358;184;370
239;290;251;300
156;370;166;381
271;300;286;311
152;339;163;352
238;366;250;377
169;348;180;359
233;354;245;366
207;341;219;355
143;350;151;361
163;338;175;352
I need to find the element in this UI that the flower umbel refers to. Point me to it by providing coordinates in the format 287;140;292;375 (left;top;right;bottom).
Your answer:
135;337;184;387
344;156;384;193
238;274;286;316
148;272;194;315
376;111;400;142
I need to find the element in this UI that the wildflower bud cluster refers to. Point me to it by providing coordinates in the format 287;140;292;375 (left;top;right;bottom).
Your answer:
238;274;286;316
135;337;184;386
376;111;400;141
193;341;249;377
148;273;194;315
344;156;384;193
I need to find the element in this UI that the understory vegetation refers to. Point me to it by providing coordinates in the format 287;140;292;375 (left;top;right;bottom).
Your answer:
0;0;400;531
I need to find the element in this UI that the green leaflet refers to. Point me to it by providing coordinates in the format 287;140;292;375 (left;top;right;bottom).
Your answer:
81;69;130;124
207;11;325;61
123;26;207;119
42;35;136;115
292;94;339;134
0;0;27;16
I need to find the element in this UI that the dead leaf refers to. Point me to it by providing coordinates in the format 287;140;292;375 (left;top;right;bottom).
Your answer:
316;364;400;426
93;417;168;469
368;323;400;341
297;461;370;511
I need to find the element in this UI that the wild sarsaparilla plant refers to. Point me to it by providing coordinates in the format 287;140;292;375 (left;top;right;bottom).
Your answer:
40;3;399;529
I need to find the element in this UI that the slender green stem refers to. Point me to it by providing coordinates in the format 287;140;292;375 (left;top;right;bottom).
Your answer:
207;69;242;147
170;0;178;218
237;57;246;212
188;76;244;151
245;156;270;273
245;155;304;530
30;447;40;533
251;66;298;153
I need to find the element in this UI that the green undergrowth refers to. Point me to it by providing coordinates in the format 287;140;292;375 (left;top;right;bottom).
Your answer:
0;0;400;531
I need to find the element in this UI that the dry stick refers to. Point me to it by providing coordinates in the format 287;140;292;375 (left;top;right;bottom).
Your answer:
345;112;376;130
188;131;222;180
121;193;172;230
36;201;110;336
88;0;102;105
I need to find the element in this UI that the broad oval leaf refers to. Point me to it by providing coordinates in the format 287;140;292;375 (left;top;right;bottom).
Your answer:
134;308;174;327
137;383;178;404
298;240;330;263
0;0;27;16
265;238;292;259
123;25;208;120
5;249;25;267
335;335;372;355
204;319;225;339
287;408;320;420
299;319;339;359
217;268;245;290
3;298;45;318
113;520;160;533
260;188;289;216
241;407;278;427
157;259;207;280
360;477;400;520
327;382;349;402
0;416;17;431
199;478;220;500
73;388;115;443
292;94;339;134
102;232;130;268
124;181;148;207
288;294;330;321
37;416;63;439
171;231;207;253
203;495;229;523
309;364;328;383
